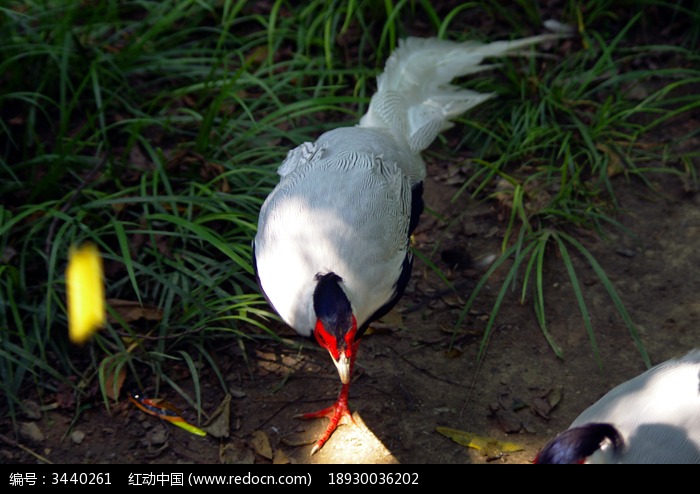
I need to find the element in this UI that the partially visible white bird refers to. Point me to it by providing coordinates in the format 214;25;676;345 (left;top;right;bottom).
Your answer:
253;33;563;455
535;348;700;464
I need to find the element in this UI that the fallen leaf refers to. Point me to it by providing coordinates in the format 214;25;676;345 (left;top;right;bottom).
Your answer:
597;143;624;177
366;308;403;334
220;438;254;464
273;449;290;464
546;386;563;408
255;350;304;375
106;299;163;323
531;397;553;419
251;430;273;460
101;356;127;401
436;426;525;454
531;385;564;419
55;378;77;409
202;394;231;438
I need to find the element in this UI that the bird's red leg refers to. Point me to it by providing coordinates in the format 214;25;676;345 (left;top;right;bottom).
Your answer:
299;381;355;455
296;340;360;455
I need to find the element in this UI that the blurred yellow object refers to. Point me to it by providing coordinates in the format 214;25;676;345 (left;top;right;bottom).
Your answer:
66;242;106;344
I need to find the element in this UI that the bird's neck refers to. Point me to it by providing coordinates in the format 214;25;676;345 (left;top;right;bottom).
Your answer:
313;272;354;341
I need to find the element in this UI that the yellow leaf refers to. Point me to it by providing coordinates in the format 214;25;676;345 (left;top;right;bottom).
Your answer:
66;243;106;344
436;426;524;453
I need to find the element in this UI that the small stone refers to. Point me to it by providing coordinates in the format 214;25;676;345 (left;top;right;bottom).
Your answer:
228;387;247;398
70;430;86;444
19;422;45;443
616;248;637;258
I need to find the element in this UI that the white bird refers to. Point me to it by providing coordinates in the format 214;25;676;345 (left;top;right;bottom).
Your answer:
535;348;700;463
253;33;563;455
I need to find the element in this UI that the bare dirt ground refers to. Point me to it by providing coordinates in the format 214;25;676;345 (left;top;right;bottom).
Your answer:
2;156;698;465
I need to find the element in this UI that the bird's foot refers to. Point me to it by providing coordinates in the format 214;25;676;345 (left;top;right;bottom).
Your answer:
295;398;355;455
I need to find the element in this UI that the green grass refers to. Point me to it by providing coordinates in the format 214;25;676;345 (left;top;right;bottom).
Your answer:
1;0;699;430
446;12;700;368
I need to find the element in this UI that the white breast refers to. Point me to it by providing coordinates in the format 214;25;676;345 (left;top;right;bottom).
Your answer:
254;128;414;336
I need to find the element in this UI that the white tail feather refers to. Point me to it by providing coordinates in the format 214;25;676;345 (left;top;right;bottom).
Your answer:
358;34;563;154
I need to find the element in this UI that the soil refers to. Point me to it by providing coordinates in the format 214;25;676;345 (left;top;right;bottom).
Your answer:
2;158;699;465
